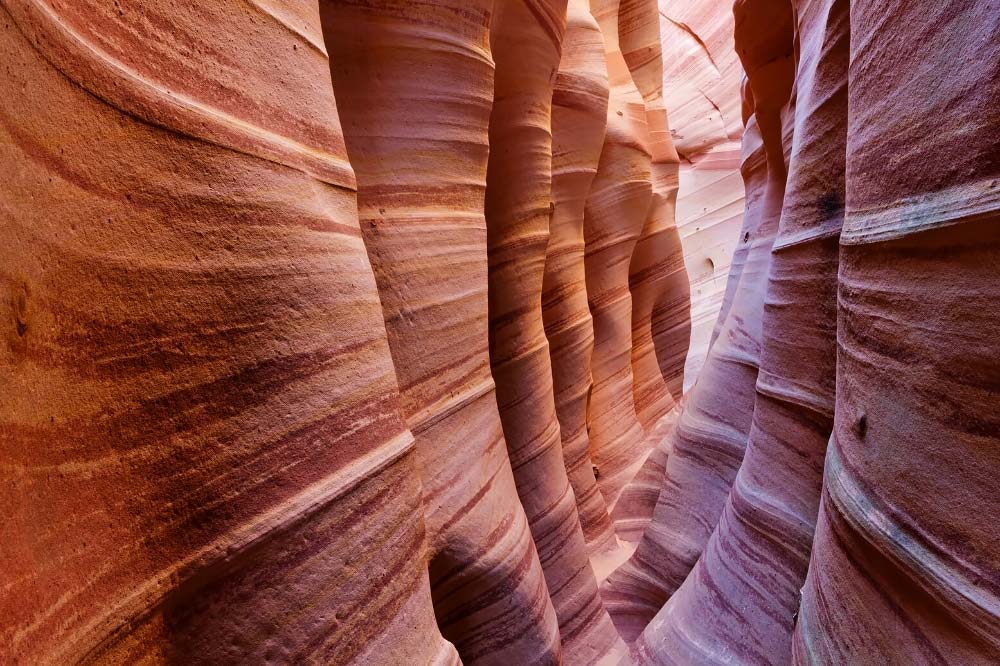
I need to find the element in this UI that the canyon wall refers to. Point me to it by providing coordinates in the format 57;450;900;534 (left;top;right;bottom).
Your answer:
1;1;456;662
659;0;746;389
3;0;998;664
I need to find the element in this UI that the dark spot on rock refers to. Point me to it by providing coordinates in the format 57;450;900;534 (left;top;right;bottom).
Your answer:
744;231;750;243
817;192;844;221
853;412;868;439
592;464;600;479
13;283;29;337
616;110;623;116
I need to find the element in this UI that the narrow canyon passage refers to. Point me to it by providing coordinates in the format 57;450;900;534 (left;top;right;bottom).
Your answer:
2;1;997;665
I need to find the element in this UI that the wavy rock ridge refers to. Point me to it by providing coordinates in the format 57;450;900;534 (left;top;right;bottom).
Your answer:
4;0;998;664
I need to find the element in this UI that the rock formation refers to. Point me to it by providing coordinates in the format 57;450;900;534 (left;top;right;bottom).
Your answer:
631;0;848;661
605;0;691;545
659;0;746;389
0;1;455;662
4;0;998;664
485;1;624;662
543;0;618;557
320;2;563;662
583;0;655;517
601;0;796;641
793;1;1000;662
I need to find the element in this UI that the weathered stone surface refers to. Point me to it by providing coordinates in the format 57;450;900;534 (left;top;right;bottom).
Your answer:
6;0;998;663
793;1;1000;662
584;0;655;517
320;2;565;663
0;1;455;663
601;0;796;640
608;0;691;545
659;0;746;389
544;0;618;558
629;0;848;661
486;1;624;662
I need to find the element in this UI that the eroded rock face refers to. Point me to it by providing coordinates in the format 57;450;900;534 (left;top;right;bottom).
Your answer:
319;2;563;663
794;1;1000;662
485;1;624;662
601;0;796;642
584;0;655;518
5;0;997;663
659;0;746;389
0;1;454;663
630;0;848;661
544;0;618;557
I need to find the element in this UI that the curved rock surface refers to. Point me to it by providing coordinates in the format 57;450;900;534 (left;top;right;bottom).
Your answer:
320;2;564;663
0;1;455;663
584;0;655;517
543;0;618;557
793;1;1000;662
5;1;998;664
601;0;797;640
659;0;746;389
630;0;849;661
485;1;624;662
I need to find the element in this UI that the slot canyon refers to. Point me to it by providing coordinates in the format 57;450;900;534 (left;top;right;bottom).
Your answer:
1;0;997;664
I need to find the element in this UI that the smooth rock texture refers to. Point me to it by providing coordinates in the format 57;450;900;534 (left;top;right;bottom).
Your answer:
0;1;455;663
630;0;848;661
319;2;562;663
602;0;797;640
5;0;999;663
544;0;618;558
486;1;624;662
584;0;655;517
659;0;746;389
793;1;1000;663
609;0;691;544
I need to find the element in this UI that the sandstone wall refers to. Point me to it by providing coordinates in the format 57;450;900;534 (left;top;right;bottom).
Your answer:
4;1;996;664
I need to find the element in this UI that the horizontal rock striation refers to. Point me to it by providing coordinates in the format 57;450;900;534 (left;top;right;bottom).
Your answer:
319;1;563;662
486;0;624;662
793;1;1000;662
544;0;618;558
630;0;849;661
0;1;455;662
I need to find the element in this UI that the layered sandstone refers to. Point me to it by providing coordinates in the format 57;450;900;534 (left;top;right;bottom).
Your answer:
601;0;797;640
584;0;654;516
608;0;691;544
320;2;564;662
5;1;998;664
0;1;455;662
631;0;848;661
543;0;618;557
485;1;624;661
659;0;746;389
794;1;1000;662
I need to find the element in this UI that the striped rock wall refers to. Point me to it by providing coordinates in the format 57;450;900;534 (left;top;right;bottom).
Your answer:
485;1;625;662
601;0;797;641
6;0;996;664
0;0;455;662
631;0;848;661
319;2;563;663
543;0;618;558
794;1;1000;662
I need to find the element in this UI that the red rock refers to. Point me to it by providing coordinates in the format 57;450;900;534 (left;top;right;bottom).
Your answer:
0;1;456;662
659;0;746;389
584;0;656;517
544;0;619;558
629;0;848;661
793;1;1000;662
601;0;796;641
485;0;624;661
320;2;564;662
